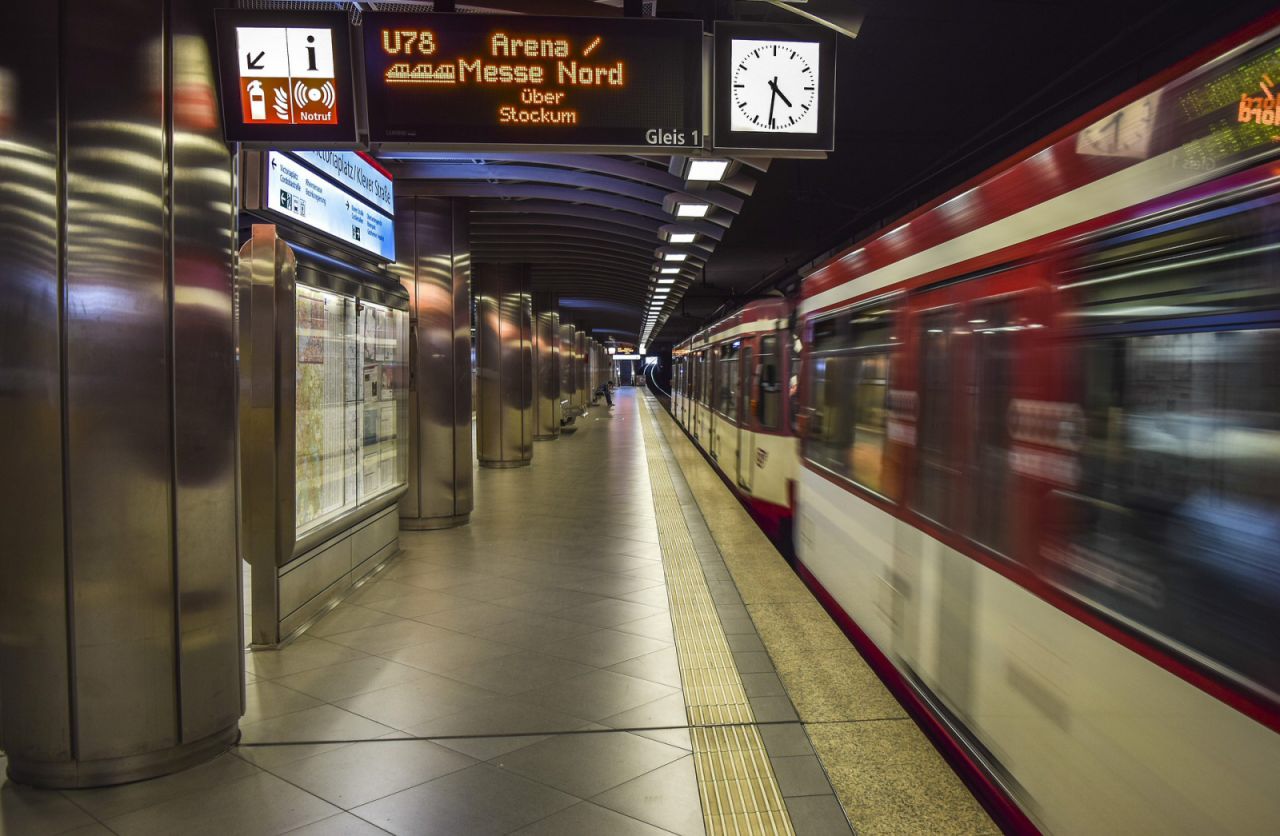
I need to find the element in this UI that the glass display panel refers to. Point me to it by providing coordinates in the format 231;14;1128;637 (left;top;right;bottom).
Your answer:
296;286;409;538
758;335;781;429
295;286;359;534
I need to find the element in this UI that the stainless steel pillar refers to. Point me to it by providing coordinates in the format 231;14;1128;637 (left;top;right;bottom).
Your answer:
475;264;533;467
573;330;589;413
395;198;474;528
533;294;561;441
559;323;577;423
0;0;241;787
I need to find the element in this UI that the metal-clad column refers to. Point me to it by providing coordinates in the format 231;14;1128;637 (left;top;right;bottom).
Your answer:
533;293;561;440
559;323;576;420
573;330;589;412
0;0;240;787
475;264;533;467
395;198;474;529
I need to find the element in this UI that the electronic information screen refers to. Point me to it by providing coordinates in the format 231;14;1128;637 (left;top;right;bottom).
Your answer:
363;13;704;150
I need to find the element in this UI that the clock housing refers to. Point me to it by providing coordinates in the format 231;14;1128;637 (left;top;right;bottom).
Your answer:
713;21;837;153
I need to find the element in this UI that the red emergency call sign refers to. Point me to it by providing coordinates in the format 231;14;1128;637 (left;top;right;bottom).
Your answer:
236;26;339;125
215;10;357;146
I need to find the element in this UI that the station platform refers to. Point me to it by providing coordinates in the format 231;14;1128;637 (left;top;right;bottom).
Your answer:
0;388;996;835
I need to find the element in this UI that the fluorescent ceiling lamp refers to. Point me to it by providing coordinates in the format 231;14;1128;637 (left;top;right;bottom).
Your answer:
674;201;710;218
686;159;731;182
662;253;688;262
660;267;680;275
657;278;676;285
668;232;697;244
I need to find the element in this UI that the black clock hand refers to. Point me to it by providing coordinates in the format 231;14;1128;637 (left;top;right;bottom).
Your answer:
768;77;778;124
768;77;793;108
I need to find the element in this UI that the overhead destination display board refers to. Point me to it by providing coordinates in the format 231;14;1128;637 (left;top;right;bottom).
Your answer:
712;21;837;153
362;13;704;150
214;9;358;146
246;151;396;262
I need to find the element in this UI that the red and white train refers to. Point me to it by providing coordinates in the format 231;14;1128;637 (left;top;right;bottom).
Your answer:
673;13;1280;834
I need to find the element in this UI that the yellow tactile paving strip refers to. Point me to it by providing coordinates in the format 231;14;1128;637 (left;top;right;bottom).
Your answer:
640;398;795;836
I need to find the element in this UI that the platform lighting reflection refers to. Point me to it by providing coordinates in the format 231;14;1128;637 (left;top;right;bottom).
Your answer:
685;158;731;181
662;253;688;262
674;201;710;218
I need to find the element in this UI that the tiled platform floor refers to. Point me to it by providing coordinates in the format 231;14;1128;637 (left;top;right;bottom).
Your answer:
0;387;983;835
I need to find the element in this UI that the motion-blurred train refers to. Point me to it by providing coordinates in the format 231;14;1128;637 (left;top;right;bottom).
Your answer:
672;13;1280;834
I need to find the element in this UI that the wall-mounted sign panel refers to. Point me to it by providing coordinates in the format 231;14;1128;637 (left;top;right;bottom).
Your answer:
248;151;396;262
214;9;359;147
712;21;836;153
363;13;704;150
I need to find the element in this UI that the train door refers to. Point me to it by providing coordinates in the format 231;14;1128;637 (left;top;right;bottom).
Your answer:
737;341;755;491
709;347;721;459
693;350;704;441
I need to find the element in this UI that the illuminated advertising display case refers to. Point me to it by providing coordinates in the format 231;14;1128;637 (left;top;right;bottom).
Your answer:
238;151;409;646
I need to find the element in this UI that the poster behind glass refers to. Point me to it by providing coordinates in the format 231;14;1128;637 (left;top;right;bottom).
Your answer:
295;286;358;534
296;287;408;537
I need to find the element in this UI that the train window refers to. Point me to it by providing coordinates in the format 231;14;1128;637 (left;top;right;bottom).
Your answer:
968;301;1016;556
804;307;895;494
759;335;781;429
719;343;740;418
913;311;955;525
1051;204;1280;696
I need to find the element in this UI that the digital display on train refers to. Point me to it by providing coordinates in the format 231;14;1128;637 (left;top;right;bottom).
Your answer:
362;13;704;150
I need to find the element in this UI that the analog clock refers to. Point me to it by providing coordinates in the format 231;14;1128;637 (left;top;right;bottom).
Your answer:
729;38;822;134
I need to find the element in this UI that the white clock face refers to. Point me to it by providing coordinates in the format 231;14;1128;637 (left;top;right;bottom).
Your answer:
1075;92;1160;159
730;38;821;134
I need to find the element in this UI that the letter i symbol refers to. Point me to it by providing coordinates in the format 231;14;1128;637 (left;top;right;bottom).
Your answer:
306;35;318;72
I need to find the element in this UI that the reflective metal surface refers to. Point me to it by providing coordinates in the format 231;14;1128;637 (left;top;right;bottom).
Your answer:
532;293;560;440
559;322;577;421
0;0;240;787
396;198;474;529
475;264;533;467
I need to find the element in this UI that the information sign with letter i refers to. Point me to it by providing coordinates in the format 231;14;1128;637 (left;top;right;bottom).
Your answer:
214;9;359;147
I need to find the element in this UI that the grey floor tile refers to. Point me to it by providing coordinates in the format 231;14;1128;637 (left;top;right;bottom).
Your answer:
239;704;398;744
492;588;607;615
523;669;678;721
246;638;369;680
321;620;455;656
357;589;471;619
62;753;259;821
557;598;665;629
618;586;675;608
750;696;800;723
267;740;476;809
434;577;540;602
56;824;115;836
406;696;594;739
784;794;855;836
235;741;355;771
759;723;815;758
606;646;682;688
494;731;685;798
273;655;431;704
0;780;98;836
592;755;706;836
351;763;577;836
410;602;525;634
726;633;766;653
610;613;677;643
771;755;834;797
243;680;325;724
470;614;598;649
438;650;594;695
511;801;670;835
539;628;670;669
105;772;340;836
308;604;403;639
599;692;689;730
333;675;498;731
381;633;519;675
733;650;775;674
740;671;787;699
284;812;392;835
718;616;758;635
